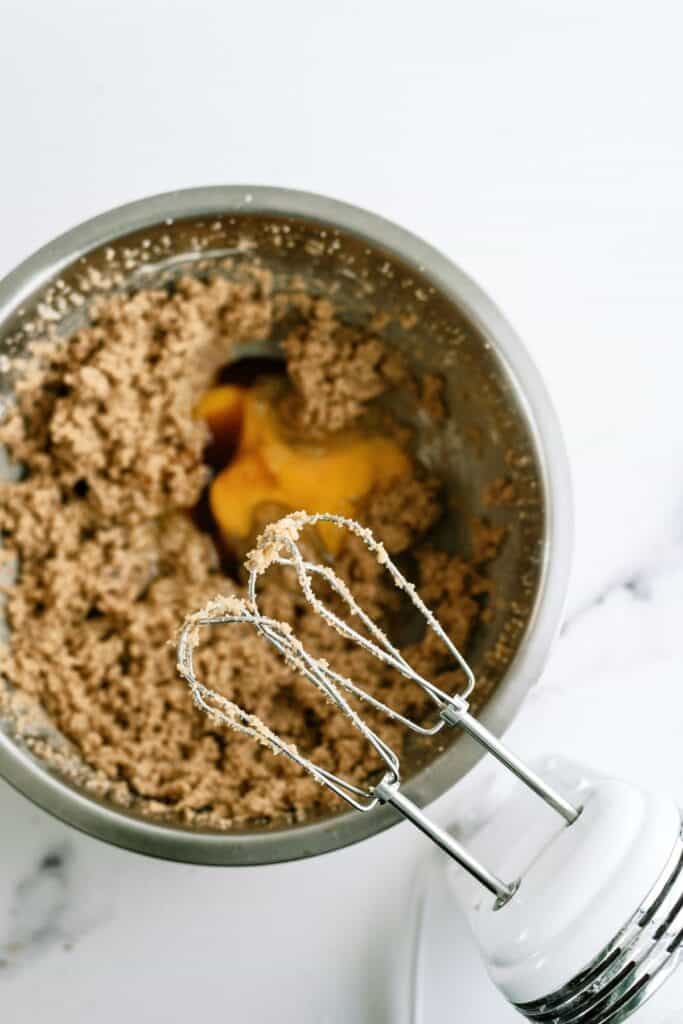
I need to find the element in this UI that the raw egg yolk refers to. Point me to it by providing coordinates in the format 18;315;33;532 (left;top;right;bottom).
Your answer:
195;385;410;554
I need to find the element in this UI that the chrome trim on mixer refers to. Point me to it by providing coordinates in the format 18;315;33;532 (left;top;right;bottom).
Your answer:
515;829;683;1023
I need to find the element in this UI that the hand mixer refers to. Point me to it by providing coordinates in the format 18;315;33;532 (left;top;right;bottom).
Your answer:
177;511;683;1023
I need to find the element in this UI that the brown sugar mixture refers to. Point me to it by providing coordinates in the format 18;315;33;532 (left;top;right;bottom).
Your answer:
0;269;502;828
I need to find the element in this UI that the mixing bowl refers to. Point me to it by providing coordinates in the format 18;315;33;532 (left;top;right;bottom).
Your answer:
0;186;572;864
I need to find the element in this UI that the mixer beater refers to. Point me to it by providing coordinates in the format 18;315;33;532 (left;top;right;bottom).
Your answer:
177;512;683;1022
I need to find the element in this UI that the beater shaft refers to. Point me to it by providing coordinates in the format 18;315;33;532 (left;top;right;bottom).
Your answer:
442;705;580;825
374;775;518;904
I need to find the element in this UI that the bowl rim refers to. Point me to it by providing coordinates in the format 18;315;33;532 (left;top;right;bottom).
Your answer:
0;185;573;865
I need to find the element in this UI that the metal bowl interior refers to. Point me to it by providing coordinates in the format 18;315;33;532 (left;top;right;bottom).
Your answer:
0;187;572;864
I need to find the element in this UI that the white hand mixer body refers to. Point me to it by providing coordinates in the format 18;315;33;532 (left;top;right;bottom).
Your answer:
446;757;683;1021
177;512;683;1022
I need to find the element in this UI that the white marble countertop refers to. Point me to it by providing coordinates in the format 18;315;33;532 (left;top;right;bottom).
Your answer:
2;2;683;1021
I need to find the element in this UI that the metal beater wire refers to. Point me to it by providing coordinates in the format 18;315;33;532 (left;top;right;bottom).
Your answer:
178;606;398;812
249;513;476;710
177;511;580;904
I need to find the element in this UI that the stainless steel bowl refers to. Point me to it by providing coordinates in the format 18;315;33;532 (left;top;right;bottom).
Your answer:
0;186;572;864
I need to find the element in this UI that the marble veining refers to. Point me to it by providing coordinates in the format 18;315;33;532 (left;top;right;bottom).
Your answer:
1;845;73;969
